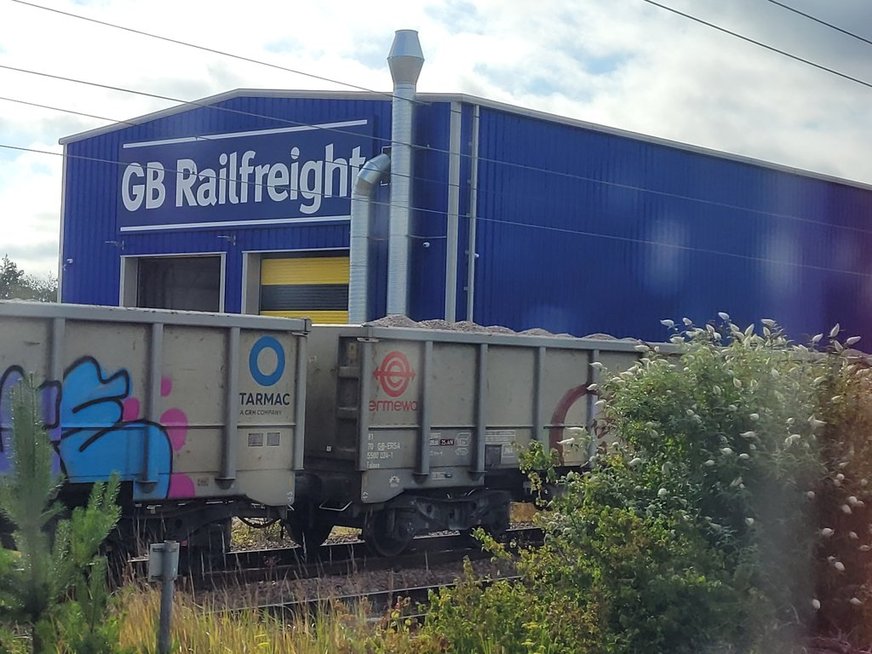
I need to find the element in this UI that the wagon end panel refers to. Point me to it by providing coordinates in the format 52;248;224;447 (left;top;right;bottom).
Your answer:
360;334;489;504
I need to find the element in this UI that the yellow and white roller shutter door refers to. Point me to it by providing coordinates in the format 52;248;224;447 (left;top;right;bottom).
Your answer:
259;253;349;323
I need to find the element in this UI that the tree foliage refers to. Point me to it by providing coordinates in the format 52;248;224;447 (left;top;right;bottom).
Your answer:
0;256;56;302
0;377;127;653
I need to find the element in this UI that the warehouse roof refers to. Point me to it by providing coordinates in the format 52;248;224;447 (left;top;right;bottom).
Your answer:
59;88;872;193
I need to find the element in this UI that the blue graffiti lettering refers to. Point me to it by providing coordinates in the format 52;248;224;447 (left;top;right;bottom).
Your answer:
0;365;61;474
0;357;173;500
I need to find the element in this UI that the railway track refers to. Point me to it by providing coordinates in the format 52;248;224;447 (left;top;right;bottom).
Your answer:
249;574;524;621
130;526;542;587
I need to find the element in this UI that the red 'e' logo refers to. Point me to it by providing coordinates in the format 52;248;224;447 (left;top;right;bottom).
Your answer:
373;351;416;397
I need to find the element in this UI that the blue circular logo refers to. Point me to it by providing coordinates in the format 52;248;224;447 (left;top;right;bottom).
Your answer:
249;336;285;386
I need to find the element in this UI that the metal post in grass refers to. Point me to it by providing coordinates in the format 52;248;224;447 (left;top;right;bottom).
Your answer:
148;540;179;654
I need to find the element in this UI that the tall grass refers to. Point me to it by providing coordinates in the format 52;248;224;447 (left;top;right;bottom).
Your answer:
117;586;438;654
125;506;538;651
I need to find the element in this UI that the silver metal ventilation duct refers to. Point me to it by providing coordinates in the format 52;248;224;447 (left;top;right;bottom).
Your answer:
348;153;391;324
386;29;424;316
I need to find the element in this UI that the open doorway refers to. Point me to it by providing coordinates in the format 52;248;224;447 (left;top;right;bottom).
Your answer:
122;255;223;312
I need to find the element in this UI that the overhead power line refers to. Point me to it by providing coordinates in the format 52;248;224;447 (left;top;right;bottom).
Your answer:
0;141;446;242
640;0;872;91
4;117;872;241
0;93;443;191
9;0;422;105
6;67;872;240
765;0;872;48
14;0;872;103
5;6;872;200
4;4;872;237
19;0;872;99
0;63;406;147
5;141;870;282
0;95;139;128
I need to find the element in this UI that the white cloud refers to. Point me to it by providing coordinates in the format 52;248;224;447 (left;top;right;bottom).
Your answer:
1;0;871;275
0;141;62;275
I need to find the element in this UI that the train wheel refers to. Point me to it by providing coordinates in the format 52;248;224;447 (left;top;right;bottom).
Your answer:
482;502;511;541
180;520;232;574
461;505;510;547
104;522;137;585
285;506;333;556
363;509;415;557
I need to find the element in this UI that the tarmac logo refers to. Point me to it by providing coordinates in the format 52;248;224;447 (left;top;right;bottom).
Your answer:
249;336;285;387
373;351;415;398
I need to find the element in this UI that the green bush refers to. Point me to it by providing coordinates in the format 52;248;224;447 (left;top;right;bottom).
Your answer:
0;377;128;653
804;332;872;644
426;317;872;652
594;319;824;647
423;465;739;653
425;559;551;654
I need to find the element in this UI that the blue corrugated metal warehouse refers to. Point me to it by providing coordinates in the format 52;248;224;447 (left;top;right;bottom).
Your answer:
59;31;872;342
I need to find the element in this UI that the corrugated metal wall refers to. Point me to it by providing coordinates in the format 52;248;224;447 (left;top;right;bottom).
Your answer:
62;92;872;343
63;136;123;306
62;95;395;313
473;106;872;342
408;101;452;320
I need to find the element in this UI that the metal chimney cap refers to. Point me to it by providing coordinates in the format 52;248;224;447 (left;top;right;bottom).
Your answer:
388;29;424;86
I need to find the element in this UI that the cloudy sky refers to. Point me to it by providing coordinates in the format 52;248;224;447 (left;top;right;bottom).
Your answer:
1;0;871;276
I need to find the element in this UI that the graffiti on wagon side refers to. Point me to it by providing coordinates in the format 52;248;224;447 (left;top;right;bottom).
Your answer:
0;357;194;500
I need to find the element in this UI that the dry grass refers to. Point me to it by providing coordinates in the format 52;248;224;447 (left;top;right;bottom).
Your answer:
229;506;543;551
510;502;537;524
117;586;429;653
230;519;361;550
230;518;287;550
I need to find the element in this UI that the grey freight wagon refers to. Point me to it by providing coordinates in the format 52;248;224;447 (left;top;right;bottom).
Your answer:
297;324;647;556
0;301;309;555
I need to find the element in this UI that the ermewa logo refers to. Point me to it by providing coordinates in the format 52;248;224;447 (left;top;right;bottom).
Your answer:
373;351;415;398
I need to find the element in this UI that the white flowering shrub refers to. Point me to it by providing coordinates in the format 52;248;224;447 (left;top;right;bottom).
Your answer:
426;317;872;653
806;332;872;644
592;316;872;650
